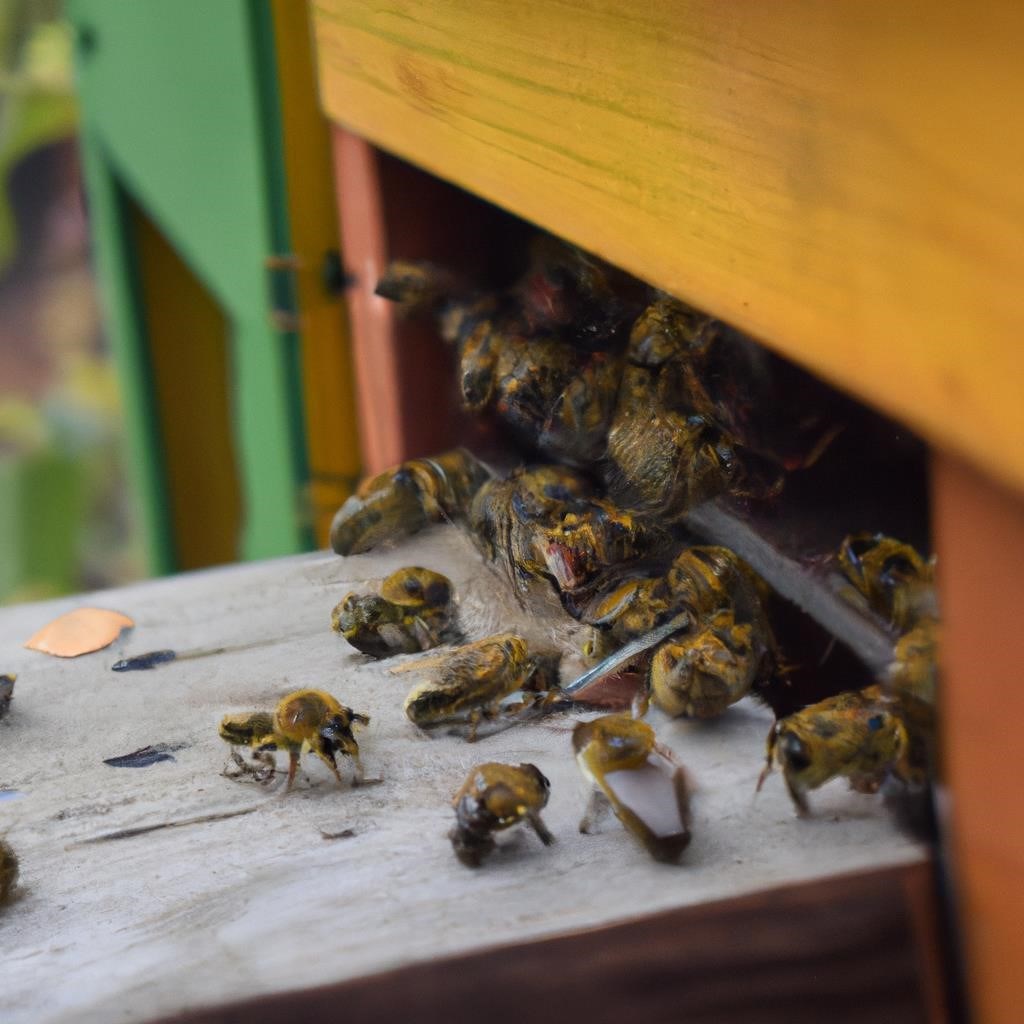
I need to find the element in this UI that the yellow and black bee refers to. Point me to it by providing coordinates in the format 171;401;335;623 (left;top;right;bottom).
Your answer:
836;533;936;633
576;546;778;719
220;690;370;791
332;567;457;657
330;449;490;557
449;762;554;867
403;633;560;741
757;687;913;816
573;714;692;863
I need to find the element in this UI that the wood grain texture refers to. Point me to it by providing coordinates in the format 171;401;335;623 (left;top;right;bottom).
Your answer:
933;454;1024;1024
312;0;1024;492
0;531;927;1024
167;863;939;1024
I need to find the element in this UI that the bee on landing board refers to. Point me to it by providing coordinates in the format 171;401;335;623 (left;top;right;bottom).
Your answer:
757;687;912;816
573;713;692;864
402;633;561;741
449;762;554;867
332;566;458;657
219;689;370;791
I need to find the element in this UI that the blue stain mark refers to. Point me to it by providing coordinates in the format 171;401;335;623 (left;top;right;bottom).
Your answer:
111;650;178;672
0;790;25;802
103;742;189;768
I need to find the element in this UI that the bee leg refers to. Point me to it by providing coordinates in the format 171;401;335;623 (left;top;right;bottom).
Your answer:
252;748;277;784
466;709;484;743
286;750;301;791
527;811;555;847
755;726;779;794
579;788;612;834
783;774;811;817
315;747;347;788
224;750;248;779
350;755;365;786
632;677;651;719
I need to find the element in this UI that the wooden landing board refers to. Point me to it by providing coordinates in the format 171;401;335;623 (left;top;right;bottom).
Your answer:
312;0;1024;494
0;529;924;1023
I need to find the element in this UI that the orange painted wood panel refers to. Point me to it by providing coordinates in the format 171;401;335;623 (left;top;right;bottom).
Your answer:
271;0;361;546
933;454;1024;1024
312;0;1024;493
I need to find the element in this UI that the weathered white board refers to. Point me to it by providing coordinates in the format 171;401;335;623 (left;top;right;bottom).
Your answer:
0;527;924;1023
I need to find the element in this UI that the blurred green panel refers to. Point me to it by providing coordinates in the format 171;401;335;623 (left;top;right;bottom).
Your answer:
67;0;309;569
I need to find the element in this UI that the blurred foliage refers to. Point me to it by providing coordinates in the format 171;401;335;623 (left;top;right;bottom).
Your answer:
1;0;144;604
0;1;77;271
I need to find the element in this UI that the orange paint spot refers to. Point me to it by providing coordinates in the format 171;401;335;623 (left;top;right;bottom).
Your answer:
24;608;135;658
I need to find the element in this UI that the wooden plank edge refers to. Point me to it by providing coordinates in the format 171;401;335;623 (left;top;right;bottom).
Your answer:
158;860;941;1024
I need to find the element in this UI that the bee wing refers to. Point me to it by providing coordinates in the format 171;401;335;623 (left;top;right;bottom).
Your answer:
561;612;690;696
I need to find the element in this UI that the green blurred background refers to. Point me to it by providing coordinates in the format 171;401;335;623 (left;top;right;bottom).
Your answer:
0;0;143;604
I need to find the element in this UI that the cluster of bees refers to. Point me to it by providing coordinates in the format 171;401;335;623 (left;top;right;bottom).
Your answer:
220;238;939;867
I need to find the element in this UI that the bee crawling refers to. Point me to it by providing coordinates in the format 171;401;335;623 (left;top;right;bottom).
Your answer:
332;567;458;657
757;687;912;816
219;689;370;791
329;448;490;556
835;533;936;633
449;762;554;867
0;838;18;906
573;714;693;863
402;633;561;741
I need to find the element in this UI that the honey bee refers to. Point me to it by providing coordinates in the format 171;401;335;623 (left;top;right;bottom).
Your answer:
332;567;457;657
449;762;554;867
469;464;648;596
885;617;939;783
835;534;936;633
757;687;912;816
377;240;637;466
330;448;490;556
403;633;561;740
577;546;777;719
219;690;370;790
573;714;692;863
0;674;14;720
604;296;739;518
649;608;770;719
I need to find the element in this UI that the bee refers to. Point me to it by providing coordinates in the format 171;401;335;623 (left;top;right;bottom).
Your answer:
469;464;595;590
403;633;561;741
330;448;490;556
449;762;554;867
835;534;936;633
332;567;457;657
577;546;777;719
376;240;637;466
469;465;648;596
0;674;14;720
885;617;939;783
219;690;370;790
649;608;771;719
0;838;17;905
757;687;912;816
604;296;740;518
573;714;692;863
